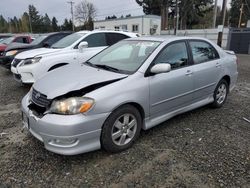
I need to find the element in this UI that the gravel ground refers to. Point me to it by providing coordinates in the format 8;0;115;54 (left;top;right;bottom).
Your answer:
0;55;250;188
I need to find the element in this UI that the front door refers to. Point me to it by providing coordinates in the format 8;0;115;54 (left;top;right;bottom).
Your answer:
149;41;194;119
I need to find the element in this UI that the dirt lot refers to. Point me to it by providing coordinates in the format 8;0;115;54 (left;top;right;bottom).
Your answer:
0;55;250;188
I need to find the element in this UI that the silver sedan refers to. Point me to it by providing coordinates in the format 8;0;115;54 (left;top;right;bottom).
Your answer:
21;36;238;155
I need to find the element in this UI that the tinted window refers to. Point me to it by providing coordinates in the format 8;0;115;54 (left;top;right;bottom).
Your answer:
45;34;67;46
83;33;107;48
153;42;189;69
31;35;47;45
15;37;26;43
189;41;219;64
106;33;129;46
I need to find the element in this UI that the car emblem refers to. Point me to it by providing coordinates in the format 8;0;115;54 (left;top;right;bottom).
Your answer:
35;92;41;99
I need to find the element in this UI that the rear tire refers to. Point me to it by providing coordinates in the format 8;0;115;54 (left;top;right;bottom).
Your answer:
211;79;229;108
101;105;142;153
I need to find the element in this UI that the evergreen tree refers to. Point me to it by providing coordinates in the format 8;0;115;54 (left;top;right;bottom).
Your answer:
28;4;42;33
51;17;59;31
21;12;30;33
136;0;214;29
42;13;52;32
0;15;8;33
61;19;72;31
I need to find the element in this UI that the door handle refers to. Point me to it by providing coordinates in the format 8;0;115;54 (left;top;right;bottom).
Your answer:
185;70;193;76
216;63;221;67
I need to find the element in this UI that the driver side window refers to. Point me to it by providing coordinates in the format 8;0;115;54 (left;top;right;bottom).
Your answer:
153;42;188;70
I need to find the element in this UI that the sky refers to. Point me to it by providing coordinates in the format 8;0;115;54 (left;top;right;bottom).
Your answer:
0;0;231;24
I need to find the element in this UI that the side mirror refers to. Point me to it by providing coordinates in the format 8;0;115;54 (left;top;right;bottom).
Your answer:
43;42;50;48
150;63;171;74
78;41;88;52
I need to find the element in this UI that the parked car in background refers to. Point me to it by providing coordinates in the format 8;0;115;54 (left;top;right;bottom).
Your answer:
11;30;138;84
0;32;72;69
21;36;238;155
0;34;13;42
0;35;32;56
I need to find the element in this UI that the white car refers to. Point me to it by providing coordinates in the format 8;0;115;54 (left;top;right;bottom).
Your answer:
11;30;138;84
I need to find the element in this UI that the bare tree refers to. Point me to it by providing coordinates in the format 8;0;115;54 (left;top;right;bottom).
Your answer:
75;0;96;26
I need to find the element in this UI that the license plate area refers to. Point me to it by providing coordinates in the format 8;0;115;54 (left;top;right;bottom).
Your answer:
22;112;29;129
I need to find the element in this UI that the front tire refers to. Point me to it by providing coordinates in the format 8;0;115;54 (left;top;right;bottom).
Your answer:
211;79;229;108
101;105;142;153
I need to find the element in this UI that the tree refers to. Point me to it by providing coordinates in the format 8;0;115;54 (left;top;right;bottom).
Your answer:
136;0;214;29
41;13;52;32
20;12;30;32
230;0;250;28
0;15;8;33
29;4;42;33
52;17;59;31
178;0;213;29
61;19;72;31
136;0;173;30
75;0;97;30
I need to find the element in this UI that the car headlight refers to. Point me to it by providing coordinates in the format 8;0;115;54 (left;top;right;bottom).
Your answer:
5;50;18;56
49;97;94;115
20;57;42;66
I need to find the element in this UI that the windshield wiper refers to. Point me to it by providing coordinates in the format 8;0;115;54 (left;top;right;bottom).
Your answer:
83;61;98;68
94;64;120;72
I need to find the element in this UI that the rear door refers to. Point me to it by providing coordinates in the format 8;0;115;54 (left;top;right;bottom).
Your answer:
149;40;195;119
188;40;222;101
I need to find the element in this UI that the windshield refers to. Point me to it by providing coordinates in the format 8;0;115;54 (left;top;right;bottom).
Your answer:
0;37;14;45
31;35;47;45
51;33;86;49
87;40;161;74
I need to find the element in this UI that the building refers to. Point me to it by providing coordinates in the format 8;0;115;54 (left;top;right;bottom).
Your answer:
94;15;161;35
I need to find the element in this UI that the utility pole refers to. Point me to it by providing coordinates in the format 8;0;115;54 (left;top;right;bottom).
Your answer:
28;12;33;33
213;0;218;28
67;1;75;31
217;0;227;47
238;1;244;28
8;17;12;33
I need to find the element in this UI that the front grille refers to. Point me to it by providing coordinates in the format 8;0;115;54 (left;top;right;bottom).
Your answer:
0;51;4;56
31;89;51;107
13;74;21;81
12;58;22;67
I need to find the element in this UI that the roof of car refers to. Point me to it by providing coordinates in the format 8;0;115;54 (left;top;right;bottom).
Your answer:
126;35;209;42
76;30;138;37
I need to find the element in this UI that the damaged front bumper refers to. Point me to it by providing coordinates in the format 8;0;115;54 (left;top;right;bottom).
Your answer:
21;94;110;155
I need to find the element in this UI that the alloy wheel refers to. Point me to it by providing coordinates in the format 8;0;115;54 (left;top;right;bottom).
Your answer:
111;113;137;146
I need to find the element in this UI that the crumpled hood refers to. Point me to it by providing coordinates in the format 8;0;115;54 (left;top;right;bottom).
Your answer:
15;48;61;59
5;42;36;51
33;63;127;99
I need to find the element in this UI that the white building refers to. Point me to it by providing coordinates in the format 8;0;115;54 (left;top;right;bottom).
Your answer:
94;15;161;35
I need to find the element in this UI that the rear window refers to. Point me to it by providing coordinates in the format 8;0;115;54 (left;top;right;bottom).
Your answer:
189;41;219;64
106;33;129;46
